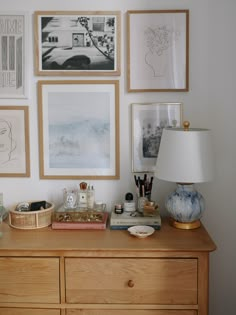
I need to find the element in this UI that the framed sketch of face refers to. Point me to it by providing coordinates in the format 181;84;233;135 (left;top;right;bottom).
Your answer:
0;106;30;177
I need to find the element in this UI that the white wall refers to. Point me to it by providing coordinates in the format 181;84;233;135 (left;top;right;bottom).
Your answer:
1;1;236;314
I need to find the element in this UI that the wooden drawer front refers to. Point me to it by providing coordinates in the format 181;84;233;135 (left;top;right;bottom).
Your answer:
0;257;60;303
0;309;60;315
65;258;197;304
66;310;197;315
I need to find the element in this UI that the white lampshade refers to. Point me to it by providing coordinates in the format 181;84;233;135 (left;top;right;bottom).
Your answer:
155;127;214;183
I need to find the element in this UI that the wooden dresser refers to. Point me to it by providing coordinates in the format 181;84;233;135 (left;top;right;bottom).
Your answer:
0;218;216;315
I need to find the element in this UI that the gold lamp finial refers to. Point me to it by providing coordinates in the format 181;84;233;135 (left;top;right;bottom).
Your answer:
183;121;190;131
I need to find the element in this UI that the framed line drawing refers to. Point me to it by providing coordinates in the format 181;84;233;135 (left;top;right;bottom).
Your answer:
131;102;182;173
0;12;28;98
0;106;30;177
35;11;121;76
38;80;120;179
127;10;189;92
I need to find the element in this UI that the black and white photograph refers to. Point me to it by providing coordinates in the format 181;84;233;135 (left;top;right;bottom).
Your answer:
35;11;121;76
131;102;182;173
0;12;28;98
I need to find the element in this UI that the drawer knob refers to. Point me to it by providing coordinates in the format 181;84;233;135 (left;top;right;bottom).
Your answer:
128;279;134;288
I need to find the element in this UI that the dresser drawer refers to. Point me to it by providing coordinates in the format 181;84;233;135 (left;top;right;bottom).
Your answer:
66;310;197;315
0;257;60;303
65;258;197;304
0;309;60;315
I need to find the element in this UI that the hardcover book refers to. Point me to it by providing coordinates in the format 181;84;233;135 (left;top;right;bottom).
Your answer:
110;210;161;230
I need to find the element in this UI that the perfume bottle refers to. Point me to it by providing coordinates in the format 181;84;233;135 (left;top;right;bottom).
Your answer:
124;192;136;212
78;182;88;209
87;185;95;209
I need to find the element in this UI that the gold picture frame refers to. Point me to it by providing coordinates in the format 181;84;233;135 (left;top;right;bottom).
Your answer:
127;10;189;92
38;80;120;180
0;106;30;177
34;11;121;76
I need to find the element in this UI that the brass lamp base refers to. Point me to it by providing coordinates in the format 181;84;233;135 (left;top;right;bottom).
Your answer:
169;218;201;230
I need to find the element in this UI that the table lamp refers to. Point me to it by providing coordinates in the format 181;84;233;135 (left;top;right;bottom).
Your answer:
155;121;213;229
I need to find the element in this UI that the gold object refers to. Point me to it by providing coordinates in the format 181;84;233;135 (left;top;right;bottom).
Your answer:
143;201;158;217
183;120;190;131
54;211;104;223
169;218;201;230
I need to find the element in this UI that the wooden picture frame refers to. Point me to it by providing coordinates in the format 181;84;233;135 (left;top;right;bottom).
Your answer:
34;11;121;76
0;106;30;177
131;102;183;173
127;10;189;92
0;12;28;98
38;80;120;179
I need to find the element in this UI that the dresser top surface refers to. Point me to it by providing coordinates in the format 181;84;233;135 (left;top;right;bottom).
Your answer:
0;218;216;255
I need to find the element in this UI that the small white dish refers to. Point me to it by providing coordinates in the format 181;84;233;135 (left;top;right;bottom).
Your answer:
128;225;155;238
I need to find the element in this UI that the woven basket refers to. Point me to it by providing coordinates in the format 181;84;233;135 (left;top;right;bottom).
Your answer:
9;201;54;229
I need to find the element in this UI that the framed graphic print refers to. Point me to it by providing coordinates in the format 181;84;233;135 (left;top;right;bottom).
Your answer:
0;12;28;98
35;11;121;76
38;80;120;179
127;10;189;92
131;102;182;173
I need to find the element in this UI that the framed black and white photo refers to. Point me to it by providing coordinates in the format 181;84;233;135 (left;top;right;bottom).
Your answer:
35;11;121;76
0;12;28;98
38;80;120;179
131;102;182;173
0;106;30;177
127;10;189;92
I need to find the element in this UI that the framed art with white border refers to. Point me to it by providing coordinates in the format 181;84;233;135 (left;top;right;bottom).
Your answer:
0;106;30;177
35;11;121;76
0;12;28;98
38;80;120;179
131;102;182;173
127;10;189;92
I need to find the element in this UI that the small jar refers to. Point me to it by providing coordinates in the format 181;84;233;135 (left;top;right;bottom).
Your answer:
137;196;148;213
94;201;105;212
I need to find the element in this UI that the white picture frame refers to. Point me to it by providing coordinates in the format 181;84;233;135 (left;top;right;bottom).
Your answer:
0;12;28;98
131;102;183;173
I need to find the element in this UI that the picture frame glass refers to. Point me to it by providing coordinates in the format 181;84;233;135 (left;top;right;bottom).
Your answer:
128;10;189;92
0;12;28;98
38;80;119;179
35;11;120;76
132;103;182;173
0;106;30;177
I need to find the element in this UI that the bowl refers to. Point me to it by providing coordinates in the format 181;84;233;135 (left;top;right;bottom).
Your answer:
128;225;155;238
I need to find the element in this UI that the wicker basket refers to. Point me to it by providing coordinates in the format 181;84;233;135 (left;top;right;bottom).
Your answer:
9;201;54;229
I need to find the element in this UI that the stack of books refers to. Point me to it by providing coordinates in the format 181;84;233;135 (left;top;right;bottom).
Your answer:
110;210;161;230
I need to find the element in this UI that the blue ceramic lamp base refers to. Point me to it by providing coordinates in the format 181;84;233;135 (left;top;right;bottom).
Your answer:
165;184;205;230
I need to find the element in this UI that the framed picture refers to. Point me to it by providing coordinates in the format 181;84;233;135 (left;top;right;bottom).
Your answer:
0;12;28;98
131;102;182;173
38;80;119;179
34;11;121;76
0;106;30;177
127;10;189;92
